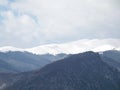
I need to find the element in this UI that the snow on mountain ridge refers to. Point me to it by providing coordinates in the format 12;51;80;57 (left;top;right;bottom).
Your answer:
0;39;120;55
25;39;120;55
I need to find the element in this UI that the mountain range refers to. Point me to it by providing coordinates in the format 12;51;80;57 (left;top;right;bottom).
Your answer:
2;51;120;90
0;39;120;90
0;51;66;73
0;49;120;73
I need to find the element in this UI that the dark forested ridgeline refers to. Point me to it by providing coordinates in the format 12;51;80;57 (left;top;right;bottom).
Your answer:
4;51;120;90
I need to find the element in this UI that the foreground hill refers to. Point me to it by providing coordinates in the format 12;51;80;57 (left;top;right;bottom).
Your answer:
4;51;120;90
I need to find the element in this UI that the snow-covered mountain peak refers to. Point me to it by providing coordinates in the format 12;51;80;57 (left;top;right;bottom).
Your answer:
0;39;120;55
91;44;115;52
25;39;120;55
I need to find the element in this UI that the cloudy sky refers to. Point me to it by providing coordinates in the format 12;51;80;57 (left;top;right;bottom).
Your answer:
0;0;120;48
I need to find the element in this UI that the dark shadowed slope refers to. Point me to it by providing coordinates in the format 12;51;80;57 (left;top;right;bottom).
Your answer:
101;50;120;71
103;50;120;63
4;51;120;90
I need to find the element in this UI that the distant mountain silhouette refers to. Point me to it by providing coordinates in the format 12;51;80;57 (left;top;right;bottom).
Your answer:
0;51;66;73
4;51;120;90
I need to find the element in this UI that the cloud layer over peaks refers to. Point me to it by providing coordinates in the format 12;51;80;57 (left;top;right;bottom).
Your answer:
0;0;120;47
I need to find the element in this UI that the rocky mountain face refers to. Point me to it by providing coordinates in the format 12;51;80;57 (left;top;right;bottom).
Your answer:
3;51;120;90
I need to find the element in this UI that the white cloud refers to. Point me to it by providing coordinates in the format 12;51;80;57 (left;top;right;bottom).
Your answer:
1;11;40;42
0;0;8;5
10;0;120;38
0;0;120;47
1;11;36;31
